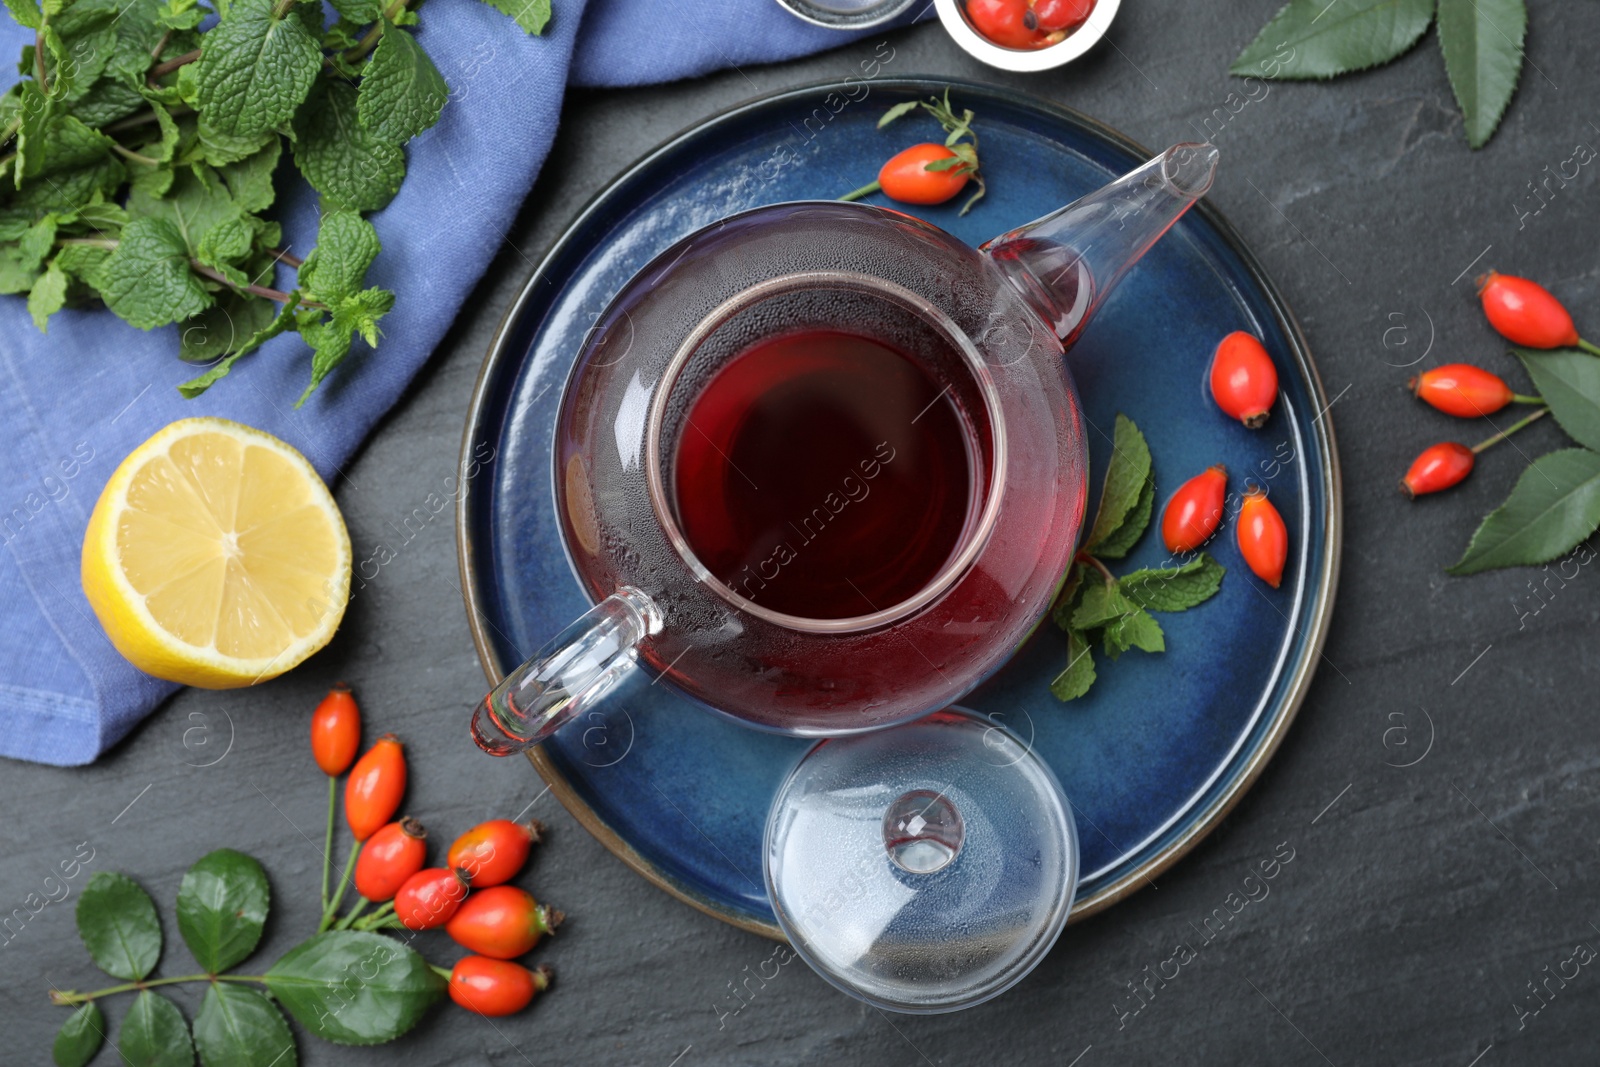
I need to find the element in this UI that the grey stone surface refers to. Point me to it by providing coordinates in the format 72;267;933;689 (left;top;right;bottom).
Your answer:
4;6;1600;1064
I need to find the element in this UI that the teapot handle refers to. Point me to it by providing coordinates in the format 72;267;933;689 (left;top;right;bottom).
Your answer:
471;587;663;756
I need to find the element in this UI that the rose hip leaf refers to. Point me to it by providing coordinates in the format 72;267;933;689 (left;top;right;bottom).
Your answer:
1118;554;1226;612
178;292;300;397
265;931;447;1045
1230;0;1434;80
76;871;162;981
1516;348;1600;454
299;209;379;302
1050;629;1096;701
177;848;270;974
1436;0;1525;149
193;0;321;139
97;216;213;329
291;79;405;212
52;1002;105;1067
27;261;66;330
1084;414;1153;554
1449;448;1600;575
118;990;194;1067
193;983;297;1067
877;100;921;127
478;0;550;35
357;25;448;145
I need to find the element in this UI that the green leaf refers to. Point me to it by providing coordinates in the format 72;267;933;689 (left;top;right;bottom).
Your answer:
479;0;550;34
1230;0;1435;80
1118;554;1226;612
129;167;242;256
119;990;194;1067
295;286;396;406
195;122;276;166
97;215;213;329
1436;0;1525;149
291;79;404;212
193;983;296;1067
877;99;921;127
358;25;448;145
299;209;379;302
177;288;276;362
1050;629;1096;701
176;849;270;974
28;262;67;330
0;246;41;292
195;214;255;267
326;0;383;21
1449;449;1600;575
193;0;321;139
76;871;162;981
52;1002;105;1067
217;139;281;213
1516;349;1600;452
1050;561;1085;631
19;212;59;269
1102;606;1165;659
178;293;299;397
1071;580;1137;630
1084;414;1153;554
4;0;40;28
1093;476;1154;560
107;0;172;81
264;930;447;1045
67;78;146;126
54;239;110;280
15;84;58;185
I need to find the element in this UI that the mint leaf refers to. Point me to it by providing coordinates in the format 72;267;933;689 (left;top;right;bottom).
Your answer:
1449;449;1600;575
129;167;241;257
1084;413;1153;554
1050;630;1096;701
97;215;212;329
53;240;110;281
0;246;40;292
300;209;379;301
1071;580;1136;630
1230;0;1434;80
1093;476;1154;560
178;289;275;362
292;78;404;212
1051;561;1085;631
358;25;448;145
4;0;41;29
195;213;254;266
1437;0;1525;149
67;78;145;126
194;121;276;166
1515;349;1600;452
1119;554;1226;613
295;287;393;405
194;0;321;139
15;84;57;185
27;261;66;329
1102;606;1164;659
178;293;299;397
479;0;550;34
327;0;384;21
217;139;281;213
18;212;59;270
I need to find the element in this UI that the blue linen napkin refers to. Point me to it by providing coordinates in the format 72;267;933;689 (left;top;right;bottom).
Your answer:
0;0;922;765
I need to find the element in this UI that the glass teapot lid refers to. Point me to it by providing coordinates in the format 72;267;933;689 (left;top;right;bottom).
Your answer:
763;708;1078;1013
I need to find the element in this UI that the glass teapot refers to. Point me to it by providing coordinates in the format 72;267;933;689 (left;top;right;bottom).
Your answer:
471;141;1219;753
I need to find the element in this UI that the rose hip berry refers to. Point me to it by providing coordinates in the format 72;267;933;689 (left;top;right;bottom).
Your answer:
394;867;471;930
447;819;544;888
345;734;406;842
1209;332;1279;428
1236;488;1288;588
353;817;428;902
1161;465;1228;554
310;683;360;776
1033;0;1094;32
964;0;1043;47
448;957;552;1017
1408;364;1537;418
1401;442;1475;497
1477;271;1591;351
446;886;564;959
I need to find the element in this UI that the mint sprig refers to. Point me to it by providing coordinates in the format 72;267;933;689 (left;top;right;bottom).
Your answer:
1050;414;1225;702
0;0;551;404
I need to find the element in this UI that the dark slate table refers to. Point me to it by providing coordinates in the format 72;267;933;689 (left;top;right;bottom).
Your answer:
6;6;1599;1064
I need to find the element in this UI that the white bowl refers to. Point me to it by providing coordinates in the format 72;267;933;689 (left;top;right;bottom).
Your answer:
934;0;1122;71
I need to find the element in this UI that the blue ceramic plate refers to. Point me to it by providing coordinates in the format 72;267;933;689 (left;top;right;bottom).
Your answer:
457;80;1341;937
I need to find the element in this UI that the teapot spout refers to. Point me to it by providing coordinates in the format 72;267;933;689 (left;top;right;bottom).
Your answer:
980;143;1219;343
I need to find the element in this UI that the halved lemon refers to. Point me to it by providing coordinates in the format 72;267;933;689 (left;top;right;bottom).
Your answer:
82;417;352;688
